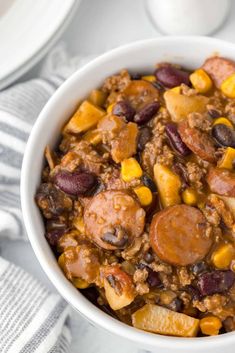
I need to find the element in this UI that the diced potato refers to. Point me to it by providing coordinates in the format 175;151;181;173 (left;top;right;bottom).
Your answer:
134;186;153;206
88;89;107;107
111;123;138;163
154;163;181;208
200;316;222;336
64;100;105;134
102;265;135;310
211;243;235;269
217;147;235;170
213;117;233;128
83;129;102;145
107;103;115;113
164;90;208;122
171;86;181;94
221;73;235;98
189;69;212;93
121;158;143;182
132;304;199;337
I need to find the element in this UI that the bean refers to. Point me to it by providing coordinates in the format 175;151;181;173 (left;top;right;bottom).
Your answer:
131;73;142;80
54;171;97;196
45;228;65;247
165;123;191;156
101;226;129;249
172;162;189;189
212;124;235;148
168;298;183;312
147;269;161;288
185;285;201;300
112;100;136;121
134;102;160;125
208;109;221;119
137;127;152;151
191;262;208;276
197;270;235;296
141;174;157;192
144;251;154;264
155;66;190;88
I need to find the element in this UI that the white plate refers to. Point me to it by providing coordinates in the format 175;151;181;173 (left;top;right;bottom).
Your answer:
0;0;79;90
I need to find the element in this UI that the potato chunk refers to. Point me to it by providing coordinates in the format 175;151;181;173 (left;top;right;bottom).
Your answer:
64;100;105;134
132;304;199;337
164;90;208;122
154;163;181;208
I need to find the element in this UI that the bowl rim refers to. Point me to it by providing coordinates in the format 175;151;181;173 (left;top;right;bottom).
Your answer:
21;36;235;350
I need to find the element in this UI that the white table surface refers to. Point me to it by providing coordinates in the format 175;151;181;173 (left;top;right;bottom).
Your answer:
2;0;235;352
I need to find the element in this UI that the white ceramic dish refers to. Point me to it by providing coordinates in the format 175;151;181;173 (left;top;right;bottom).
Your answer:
21;37;235;353
0;0;79;90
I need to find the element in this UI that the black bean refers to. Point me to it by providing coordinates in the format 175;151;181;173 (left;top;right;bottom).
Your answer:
131;73;142;80
208;109;221;119
101;226;129;249
45;228;65;247
155;66;190;88
144;252;154;264
54;171;97;196
185;285;201;300
168;298;183;312
137;127;152;151
197;270;235;296
141;174;157;192
147;269;161;288
112;101;136;121
165;123;191;156
212;124;235;148
152;81;165;91
134;102;160;125
191;262;208;276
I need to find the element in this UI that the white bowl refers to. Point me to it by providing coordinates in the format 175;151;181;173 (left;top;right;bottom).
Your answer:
21;37;235;353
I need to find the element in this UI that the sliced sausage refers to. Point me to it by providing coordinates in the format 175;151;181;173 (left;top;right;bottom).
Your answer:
178;120;216;163
150;205;213;266
207;167;235;197
84;190;145;250
202;56;235;88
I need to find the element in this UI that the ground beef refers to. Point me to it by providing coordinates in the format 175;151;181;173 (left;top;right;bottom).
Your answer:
177;267;194;287
133;268;150;295
181;83;197;96
102;69;131;93
208;194;235;230
187;112;212;131
186;161;206;190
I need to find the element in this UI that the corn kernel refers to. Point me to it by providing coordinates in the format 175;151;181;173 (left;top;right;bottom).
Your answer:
182;188;198;206
190;69;212;93
134;186;153;206
83;129;102;145
200;316;222;336
72;278;89;289
121;158;143;182
217;147;235;170
141;75;156;83
221;73;235;98
213;117;233;128
107;103;115;114
211;243;235;269
170;86;181;94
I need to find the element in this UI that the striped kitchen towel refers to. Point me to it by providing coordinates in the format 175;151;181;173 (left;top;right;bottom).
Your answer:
0;45;94;352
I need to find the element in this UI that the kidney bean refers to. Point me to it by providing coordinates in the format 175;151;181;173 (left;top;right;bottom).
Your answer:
155;66;190;88
141;174;157;192
147;269;161;288
212;124;235;148
112;101;136;121
134;102;160;125
165;123;191;156
197;270;235;296
137;127;152;151
144;251;154;264
54;171;97;196
185;285;201;300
